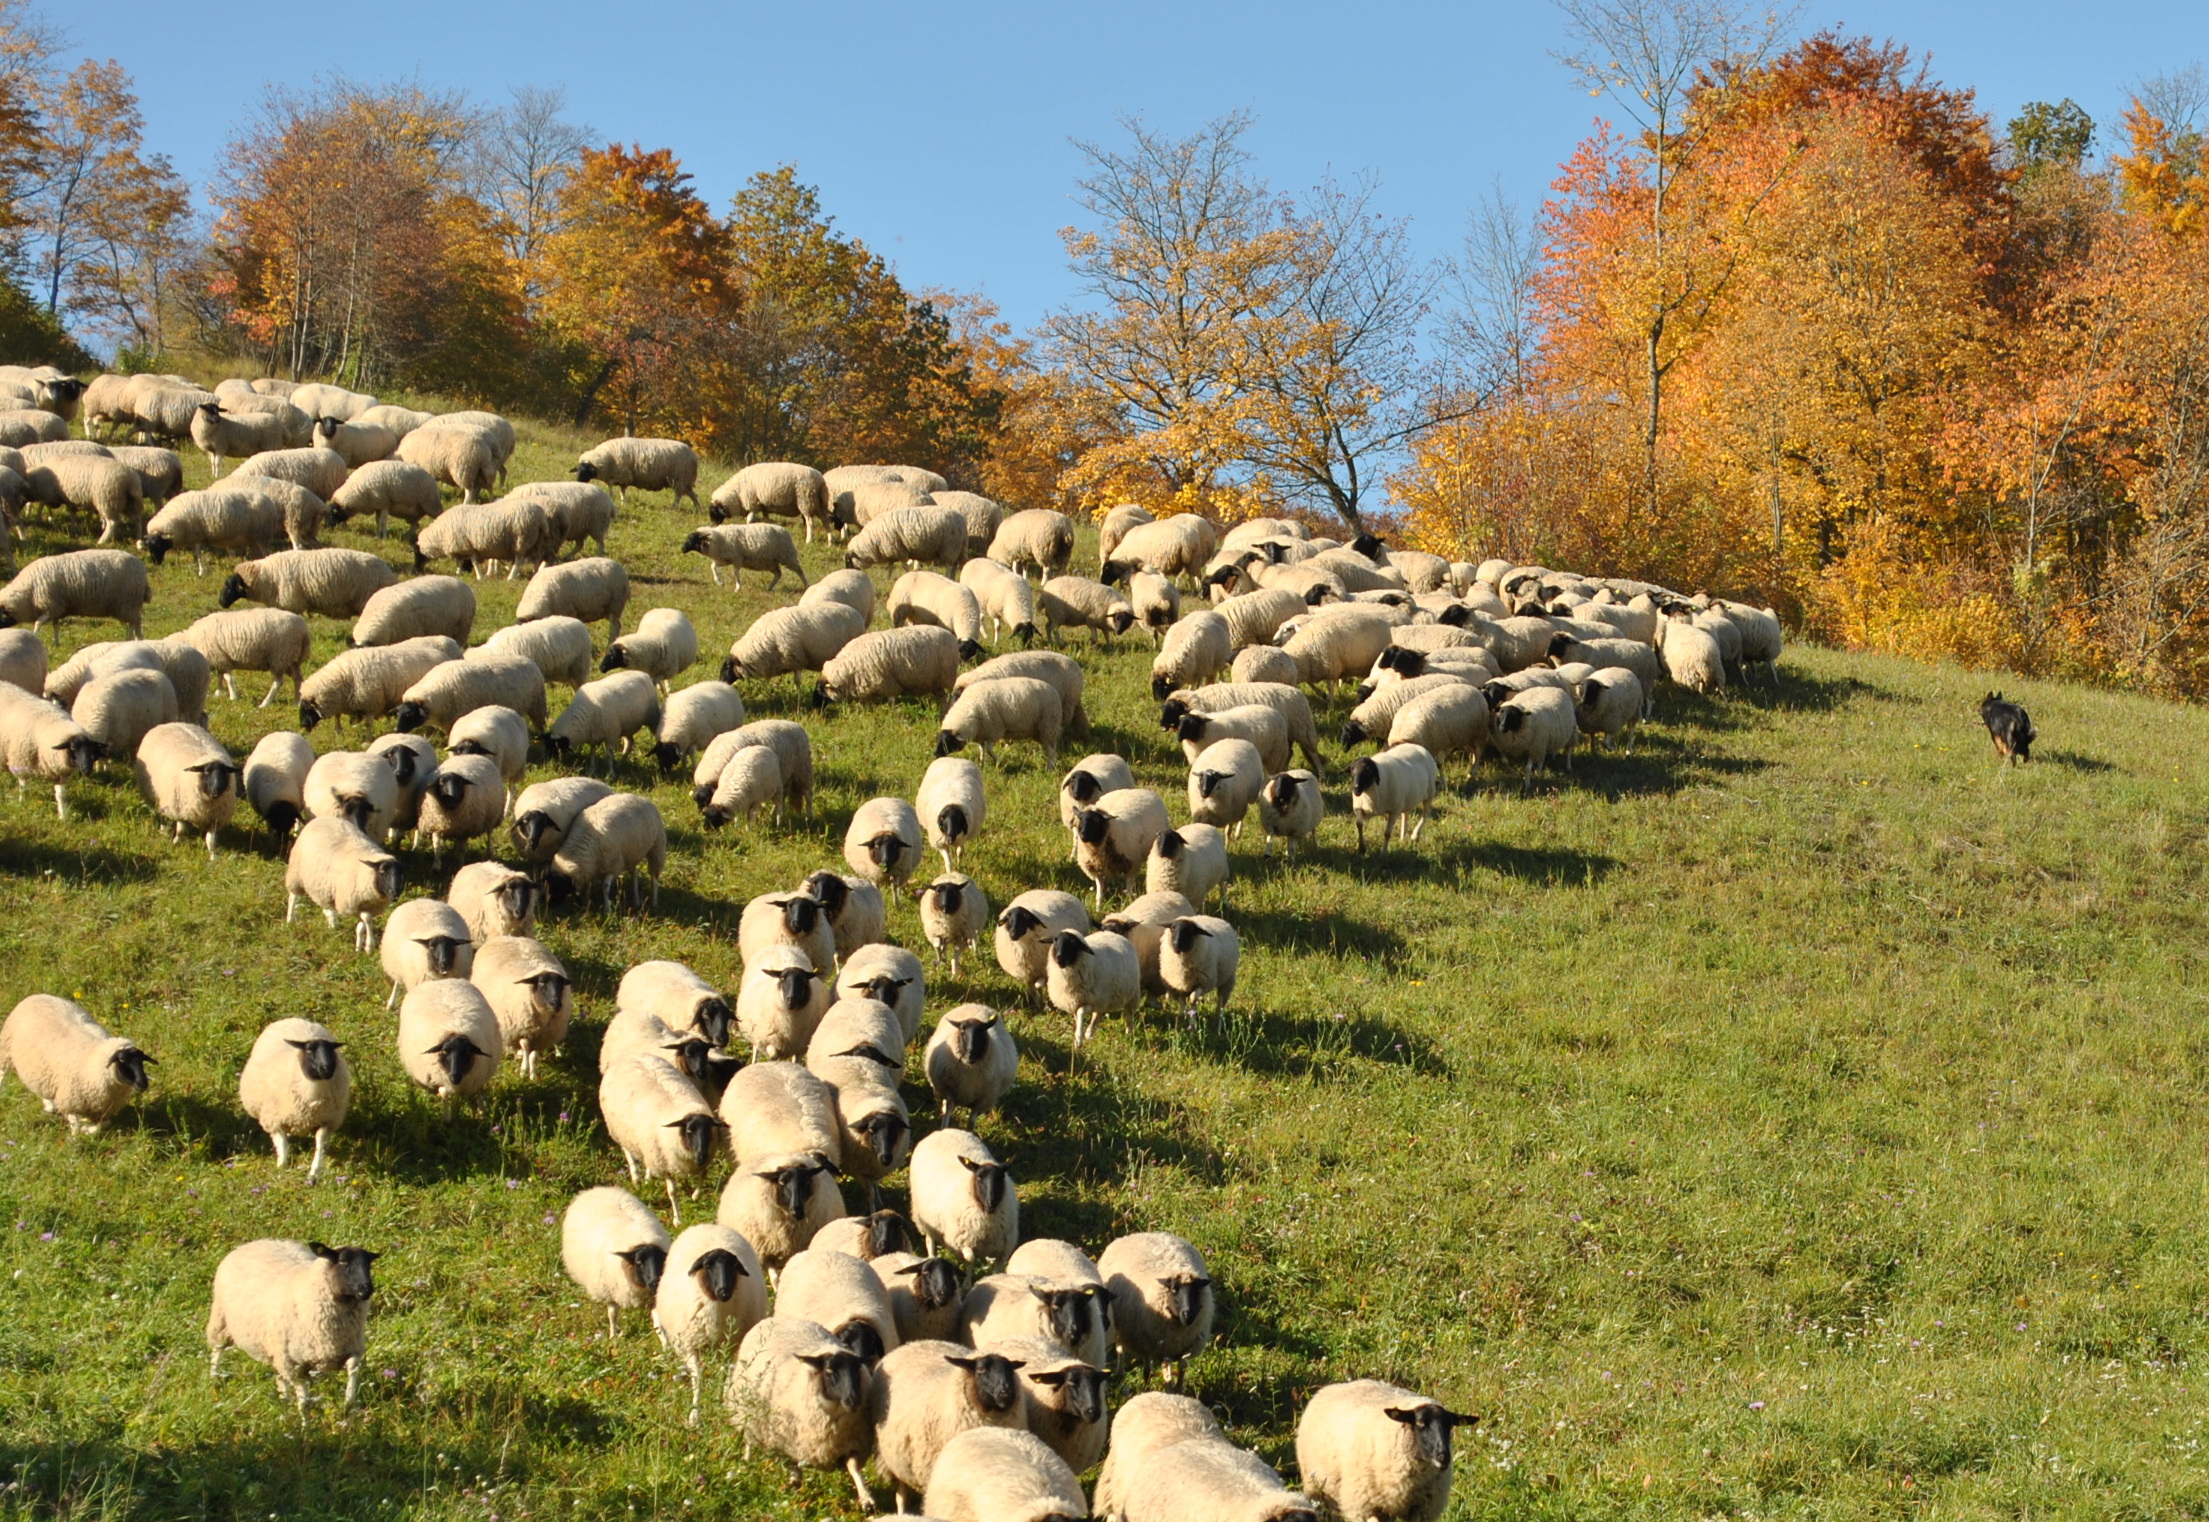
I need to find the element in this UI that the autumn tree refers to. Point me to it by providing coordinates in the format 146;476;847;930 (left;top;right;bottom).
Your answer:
469;85;592;306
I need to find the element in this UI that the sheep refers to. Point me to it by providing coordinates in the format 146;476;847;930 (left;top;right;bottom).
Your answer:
303;750;400;841
367;730;439;835
412;496;558;578
956;650;1090;739
847;505;968;573
577;436;699;507
804;995;907;1096
994;891;1091;1005
1147;823;1229;909
143;485;286;571
544;669;660;774
874;1252;967;1346
1338;673;1471;750
1349;743;1440;851
504;479;618;556
1136;610;1232;702
296;636;461;731
1654;609;1727;694
1177;703;1291;774
0;548;149;642
1057;755;1135;846
1117;1437;1315;1522
1488;686;1578;793
446;704;529;799
922;490;999;557
684;523;807;589
843;796;924;899
710;461;832;541
562;1186;672;1338
396;425;498;501
482;615;594;689
1188;737;1265;838
546;792;666;912
353;402;430;436
1099;1231;1215;1386
0;627;42;692
379;898;475;1009
727;1317;878;1509
616;958;736;1051
987;509;1076;579
834;944;927;1045
239;476;330;552
1105;514;1222;585
723;601;866;689
738;890;838;981
776;1246;903;1366
237;1018;351;1181
49;638;210;727
22;453;144;543
960;557;1042;645
920;875;991;977
1282;605;1400;691
1217;587;1311;649
720;1060;843;1171
1092;1394;1225;1519
241;731;313;836
700;743;783;831
915;755;987;872
182;609;312;707
516;556;630;636
0;994;152;1133
310;415;398;469
814;1209;921;1262
133;722;241;857
909;1127;1018;1266
936;676;1064;768
1160;916;1240;1017
232;446;349;502
735;948;829;1061
1099;892;1196;1003
504;780;608;870
1046;929;1142;1054
392;650;549;734
351;575;475;647
1715;599;1784;685
327;460;442;540
286;382;377;422
219;548;398;621
599;1050;721;1219
395;978;502;1105
448;861;538;945
1098;503;1156;567
602;607;700;693
1158;682;1324;774
1574;667;1645;752
869;1339;1032;1511
891;570;988;660
962;1276;1112;1369
1386;684;1491;779
924;1004;1017;1127
643;682;745;776
923;1426;1089;1522
1294;1380;1477;1522
1038;576;1134;643
205;1239;379;1412
801;869;887;959
73;666;177;761
1071;787;1169;906
190;401;288;475
655;1223;768;1422
1309;548;1407;596
716;1150;845;1271
799;566;875;620
808;626;959;711
470;935;573;1078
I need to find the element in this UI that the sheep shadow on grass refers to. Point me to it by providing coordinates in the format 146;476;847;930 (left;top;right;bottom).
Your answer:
1226;903;1410;963
1433;838;1620;887
1157;1004;1451;1081
0;835;159;886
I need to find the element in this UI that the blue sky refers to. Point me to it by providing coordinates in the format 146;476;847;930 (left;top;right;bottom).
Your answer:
90;1;2199;330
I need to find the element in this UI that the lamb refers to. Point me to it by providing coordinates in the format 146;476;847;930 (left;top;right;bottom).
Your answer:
219;548;398;620
1489;686;1579;793
296;636;461;730
834;943;926;1044
205;1239;378;1412
1385;684;1491;779
917;755;987;871
737;948;830;1060
412;496;558;578
957;650;1090;739
482;615;595;688
237;1018;351;1181
1099;1232;1215;1386
190;401;288;475
73;666;177;760
1038;576;1134;643
0;627;41;692
396;424;498;500
22;453;144;543
720;1060;843;1171
379;898;475;1009
516;556;630;636
1188;737;1265;838
738;891;838;981
470;935;572;1077
723;600;867;684
890;570;987;659
654;1223;767;1422
577;436;700;507
1574;668;1645;752
962;1276;1111;1369
616;958;736;1051
602;607;700;690
846;506;969;572
920;875;990;977
868;1339;1031;1510
546;792;667;912
994;891;1091;1005
303;751;400;841
0;994;153;1133
231;446;349;502
1092;1394;1224;1520
700;742;783;830
242;730;313;836
1099;892;1196;1003
802;870;888;959
875;1252;967;1346
1349;743;1440;851
0;548;150;642
1072;787;1170;906
396;979;502;1101
716;1150;844;1271
987;509;1076;579
446;704;529;801
684;522;808;588
924;1004;1018;1126
1147;823;1229;909
816;624;961;707
936;676;1064;767
959;558;1041;645
134;721;241;857
1158;682;1324;774
1656;610;1725;694
1216;588;1310;649
392;650;549;733
182;608;312;707
711;461;832;541
350;575;475;647
448;860;538;943
601;1052;721;1219
910;1127;1019;1265
1047;929;1142;1053
727;1317;877;1509
1177;703;1291;774
510;776;613;864
546;669;661;773
1160;916;1240;1017
776;1246;903;1365
143;485;287;571
923;1426;1090;1522
562;1186;672;1338
843;796;924;898
802;566;877;621
327;460;442;540
1294;1380;1477;1522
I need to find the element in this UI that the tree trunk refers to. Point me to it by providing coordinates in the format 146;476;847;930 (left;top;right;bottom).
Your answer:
572;357;620;427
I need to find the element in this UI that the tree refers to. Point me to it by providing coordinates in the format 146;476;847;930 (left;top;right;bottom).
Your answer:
1446;184;1544;405
469;85;592;305
2009;99;2094;176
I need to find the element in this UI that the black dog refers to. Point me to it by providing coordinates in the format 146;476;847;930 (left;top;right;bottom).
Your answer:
1980;692;2035;765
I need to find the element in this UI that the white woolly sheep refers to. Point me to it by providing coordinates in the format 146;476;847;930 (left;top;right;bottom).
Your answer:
1128;569;1182;647
1158;682;1325;774
0;548;149;642
547;792;667;911
0;994;153;1133
959;557;1041;645
546;669;661;773
918;874;990;977
800;869;886;959
1489;686;1579;792
838;479;932;534
869;1338;1032;1511
711;461;831;541
1339;673;1471;749
1349;743;1440;851
296;635;460;731
516;556;630;636
777;1246;904;1375
910;1127;1019;1266
738;891;838;982
1057;754;1134;838
924;1004;1017;1126
183;609;312;707
368;731;438;835
1295;1380;1478;1522
23;453;144;543
617;958;737;1051
834;943;926;1045
928;490;1003;556
727;1317;877;1508
412;497;557;578
219;548;397;620
1188;737;1264;838
0;626;43;692
510;776;612;865
815;1209;919;1263
446;704;529;798
874;1252;967;1348
891;570;987;659
723;600;867;685
601;1053;722;1220
684;522;807;589
57;638;210;726
470;934;572;1077
1176;702;1291;774
310;415;398;468
1216;587;1311;649
962;1275;1111;1370
1116;1436;1314;1522
1714;599;1784;685
1038;576;1134;643
1147;823;1229;909
655;1223;767;1422
846;506;968;573
987;509;1075;579
1387;684;1491;779
1160;916;1239;1017
482;614;594;688
700;743;783;831
237;1018;351;1181
1091;1394;1225;1520
393;650;549;734
134;721;241;857
1098;502;1156;568
353;402;430;436
578;436;699;507
1147;610;1232;700
397;425;497;500
205;1239;378;1412
505;480;618;556
815;624;961;708
1046;929;1142;1053
720;1060;843;1175
716;1149;845;1271
1099;1231;1215;1386
397;978;502;1100
802;566;877;623
653;680;745;772
915;755;986;872
925;1424;1090;1522
1574;667;1645;751
956;649;1090;739
936;676;1063;768
73;666;177;760
191;401;288;474
994;890;1091;1005
1283;605;1399;691
843;796;923;898
1656;609;1727;694
448;860;538;944
243;730;313;837
231;446;348;502
327;459;442;540
303;751;399;841
379;898;475;1009
736;948;829;1061
563;1185;672;1338
1099;891;1196;1002
1072;787;1169;905
602;607;700;692
143;485;285;571
288;383;377;422
351;575;475;647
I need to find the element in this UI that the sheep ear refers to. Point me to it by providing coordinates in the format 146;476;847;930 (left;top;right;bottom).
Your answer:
957;1154;984;1172
307;1242;337;1260
1384;1406;1426;1425
1442;1408;1480;1427
895;1261;930;1278
944;1353;984;1371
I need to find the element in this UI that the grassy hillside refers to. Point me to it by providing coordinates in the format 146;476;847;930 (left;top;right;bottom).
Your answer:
3;411;2206;1521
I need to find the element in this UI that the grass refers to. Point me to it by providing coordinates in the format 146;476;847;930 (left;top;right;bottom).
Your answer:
3;405;2208;1521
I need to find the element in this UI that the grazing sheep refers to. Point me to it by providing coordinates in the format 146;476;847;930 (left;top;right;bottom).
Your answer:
351;576;475;648
0;994;153;1134
684;522;808;589
994;891;1091;1005
1339;673;1471;749
562;1186;672;1338
776;1246;903;1366
516;556;630;636
956;650;1090;739
816;625;961;706
802;566;877;621
190;401;288;474
393;650;548;734
231;446;348;503
923;1426;1089;1522
1574;668;1644;752
1188;737;1265;838
0;627;43;692
243;730;314;836
920;875;990;977
509;777;611;866
1655;610;1725;694
1160;916;1239;1017
601;1053;721;1220
448;860;539;944
353;402;431;436
295;636;459;731
1715;599;1785;686
1349;743;1439;851
1158;682;1324;774
711;461;832;541
959;557;1041;645
205;1239;378;1412
143;485;286;571
834;944;926;1045
1282;605;1399;692
1071;787;1169;906
847;506;969;573
1104;514;1221;586
802;869;887;960
1099;892;1196;1003
720;1060;843;1172
327;459;442;540
929;490;1004;557
396;424;497;500
577;436;700;507
1038;575;1134;643
1147;824;1229;909
470;935;573;1078
396;979;502;1101
237;1018;351;1181
23;453;144;543
1295;1380;1477;1522
546;792;666;912
651;681;745;773
545;669;661;774
723;600;867;686
1216;587;1310;649
655;1224;767;1422
1385;685;1490;781
700;742;783;831
412;497;558;578
133;721;241;857
1098;503;1156;567
0;548;150;642
446;704;529;798
46;638;208;725
1047;929;1142;1054
505;480;618;557
727;1317;877;1509
1488;687;1578;793
1129;570;1182;645
1093;1394;1226;1519
379;898;475;1009
73;666;176;761
738;890;838;980
482;614;595;689
924;1004;1018;1127
1099;1232;1215;1386
988;509;1076;579
936;676;1064;767
868;1339;1031;1511
219;548;397;621
182;608;312;707
890;570;987;661
1178;703;1291;775
716;1150;844;1271
602;607;700;690
910;1128;1019;1265
843;796;923;899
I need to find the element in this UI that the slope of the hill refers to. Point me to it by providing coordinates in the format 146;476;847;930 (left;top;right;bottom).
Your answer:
2;411;2205;1521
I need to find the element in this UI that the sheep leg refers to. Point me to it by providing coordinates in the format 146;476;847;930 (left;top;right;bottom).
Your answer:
341;1355;360;1409
845;1458;875;1511
308;1129;329;1183
622;1149;640;1182
665;1178;683;1224
209;1344;224;1379
606;1304;619;1339
286;893;300;924
205;828;219;860
272;1132;291;1170
53;782;67;821
1355;816;1367;854
685;1359;702;1426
